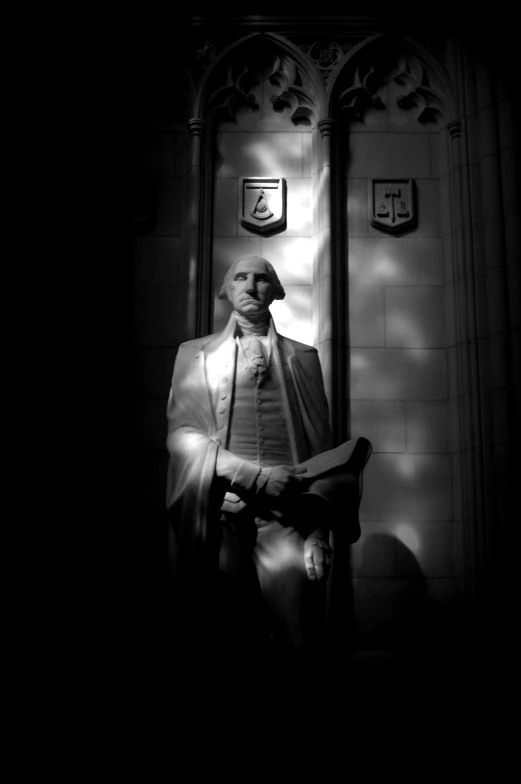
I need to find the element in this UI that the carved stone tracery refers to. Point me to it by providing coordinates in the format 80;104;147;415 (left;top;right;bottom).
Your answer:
202;38;322;126
333;39;447;126
267;54;316;124
299;41;353;84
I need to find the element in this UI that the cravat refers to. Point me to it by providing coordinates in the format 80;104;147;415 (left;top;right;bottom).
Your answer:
242;336;267;385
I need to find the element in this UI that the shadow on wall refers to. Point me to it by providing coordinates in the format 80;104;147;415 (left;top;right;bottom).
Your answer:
353;533;432;652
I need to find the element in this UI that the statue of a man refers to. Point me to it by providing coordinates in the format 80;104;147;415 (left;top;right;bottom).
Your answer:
166;255;370;667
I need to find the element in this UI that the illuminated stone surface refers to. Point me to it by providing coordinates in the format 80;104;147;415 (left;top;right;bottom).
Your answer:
385;286;446;348
360;453;452;521
348;286;385;347
350;400;406;453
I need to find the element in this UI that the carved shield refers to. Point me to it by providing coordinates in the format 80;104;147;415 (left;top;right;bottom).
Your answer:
239;178;287;234
370;179;416;234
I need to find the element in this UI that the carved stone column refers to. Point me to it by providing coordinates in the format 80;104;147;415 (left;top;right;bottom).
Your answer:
445;38;518;637
315;118;337;436
186;118;205;339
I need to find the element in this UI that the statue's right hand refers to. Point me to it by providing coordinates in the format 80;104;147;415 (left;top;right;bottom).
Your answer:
263;465;307;506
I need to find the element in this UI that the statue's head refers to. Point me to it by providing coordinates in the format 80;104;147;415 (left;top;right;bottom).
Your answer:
218;255;285;318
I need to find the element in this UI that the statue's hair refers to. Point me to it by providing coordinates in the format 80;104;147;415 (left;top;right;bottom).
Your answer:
217;255;286;301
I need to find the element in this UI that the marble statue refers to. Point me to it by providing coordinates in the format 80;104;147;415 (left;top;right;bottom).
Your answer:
166;255;371;665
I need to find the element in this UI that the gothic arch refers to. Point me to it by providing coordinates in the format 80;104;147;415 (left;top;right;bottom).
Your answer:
327;33;457;128
194;32;327;126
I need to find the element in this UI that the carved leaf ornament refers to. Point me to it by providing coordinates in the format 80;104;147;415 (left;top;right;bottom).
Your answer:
207;64;260;122
268;55;316;124
393;54;444;124
338;48;445;126
338;63;386;121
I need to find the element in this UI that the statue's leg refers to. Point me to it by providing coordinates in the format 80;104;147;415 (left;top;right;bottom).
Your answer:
214;512;270;658
253;520;326;655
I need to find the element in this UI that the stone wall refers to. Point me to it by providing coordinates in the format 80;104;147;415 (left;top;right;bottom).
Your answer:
128;22;518;657
344;89;455;648
212;79;314;344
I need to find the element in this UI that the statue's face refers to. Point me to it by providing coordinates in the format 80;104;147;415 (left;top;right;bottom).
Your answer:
228;258;275;317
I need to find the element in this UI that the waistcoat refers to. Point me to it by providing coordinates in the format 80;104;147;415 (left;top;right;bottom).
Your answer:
227;347;293;468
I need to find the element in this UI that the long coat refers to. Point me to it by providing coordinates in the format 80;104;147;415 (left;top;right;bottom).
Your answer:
166;311;370;559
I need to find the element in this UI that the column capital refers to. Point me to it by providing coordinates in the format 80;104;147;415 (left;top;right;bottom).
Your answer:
317;118;336;137
188;118;205;136
448;119;462;139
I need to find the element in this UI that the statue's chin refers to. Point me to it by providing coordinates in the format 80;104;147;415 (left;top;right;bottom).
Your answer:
237;304;267;316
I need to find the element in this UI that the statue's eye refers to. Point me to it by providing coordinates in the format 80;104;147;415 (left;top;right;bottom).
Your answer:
235;275;246;281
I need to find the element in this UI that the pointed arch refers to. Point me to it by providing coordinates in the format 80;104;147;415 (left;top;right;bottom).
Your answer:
327;33;457;127
194;32;327;126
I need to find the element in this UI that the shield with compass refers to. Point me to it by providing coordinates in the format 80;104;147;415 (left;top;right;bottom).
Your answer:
239;178;287;234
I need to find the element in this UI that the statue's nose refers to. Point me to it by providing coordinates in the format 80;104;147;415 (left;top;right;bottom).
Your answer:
245;275;256;292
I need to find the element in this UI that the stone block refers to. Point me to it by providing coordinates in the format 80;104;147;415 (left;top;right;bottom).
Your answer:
348;286;385;347
259;237;313;284
451;453;463;521
348;238;444;286
213;179;238;236
448;345;458;399
445;281;455;348
350;348;448;400
347;178;368;237
133;237;183;285
405;401;449;453
155;178;184;236
348;133;431;178
216;132;303;178
133;283;187;346
350;400;406;452
368;179;441;238
443;234;453;284
270;285;313;344
385;286;446;348
285;178;313;236
303;132;312;177
360;452;452;521
448;397;460;452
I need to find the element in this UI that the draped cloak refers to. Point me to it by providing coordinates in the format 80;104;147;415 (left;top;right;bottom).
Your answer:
166;312;371;564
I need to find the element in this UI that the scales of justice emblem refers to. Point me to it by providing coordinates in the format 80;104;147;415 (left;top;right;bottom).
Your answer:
370;179;416;234
239;178;287;235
